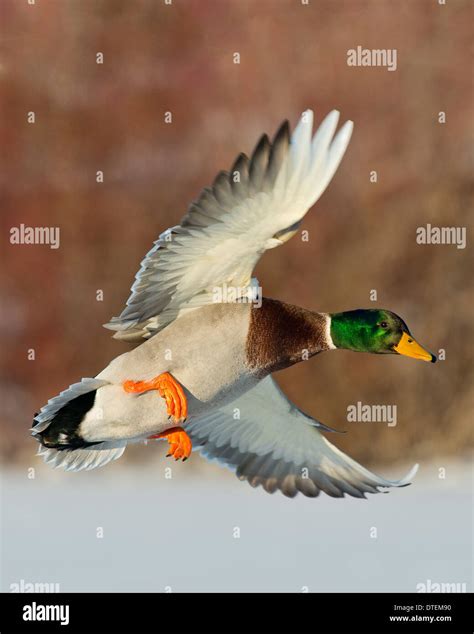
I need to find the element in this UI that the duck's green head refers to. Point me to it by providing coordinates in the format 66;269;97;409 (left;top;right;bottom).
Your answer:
329;309;436;362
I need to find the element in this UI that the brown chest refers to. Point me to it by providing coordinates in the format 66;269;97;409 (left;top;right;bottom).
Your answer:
245;298;329;376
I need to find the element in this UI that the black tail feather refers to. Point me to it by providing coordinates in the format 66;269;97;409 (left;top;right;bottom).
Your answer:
34;390;99;450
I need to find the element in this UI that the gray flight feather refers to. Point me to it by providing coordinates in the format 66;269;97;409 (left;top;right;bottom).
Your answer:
186;376;419;500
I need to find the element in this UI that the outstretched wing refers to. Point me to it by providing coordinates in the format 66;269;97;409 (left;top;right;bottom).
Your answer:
104;109;353;341
186;377;418;499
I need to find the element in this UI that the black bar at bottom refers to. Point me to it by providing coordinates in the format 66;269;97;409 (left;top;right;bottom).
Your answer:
0;592;471;633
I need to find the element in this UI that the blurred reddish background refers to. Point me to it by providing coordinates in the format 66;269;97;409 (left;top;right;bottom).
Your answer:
1;0;472;468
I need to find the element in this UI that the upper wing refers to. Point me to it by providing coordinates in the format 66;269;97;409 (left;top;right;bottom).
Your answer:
104;109;353;341
186;377;418;499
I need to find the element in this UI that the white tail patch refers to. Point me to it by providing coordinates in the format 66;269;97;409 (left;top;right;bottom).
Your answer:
36;440;127;472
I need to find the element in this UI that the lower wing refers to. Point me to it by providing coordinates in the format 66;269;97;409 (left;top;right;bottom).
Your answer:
186;376;418;499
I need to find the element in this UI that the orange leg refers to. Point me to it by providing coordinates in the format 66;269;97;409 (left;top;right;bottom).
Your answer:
149;427;192;461
123;372;188;423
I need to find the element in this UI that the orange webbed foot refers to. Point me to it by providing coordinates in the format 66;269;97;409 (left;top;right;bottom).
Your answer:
149;427;192;461
123;371;188;424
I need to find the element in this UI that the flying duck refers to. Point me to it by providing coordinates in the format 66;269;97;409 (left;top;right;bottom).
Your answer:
32;109;436;498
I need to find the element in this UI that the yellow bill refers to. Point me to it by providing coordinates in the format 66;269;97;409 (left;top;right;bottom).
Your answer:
394;332;436;363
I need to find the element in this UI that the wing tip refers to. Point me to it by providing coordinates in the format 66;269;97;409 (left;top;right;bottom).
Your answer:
339;118;354;140
393;462;419;487
300;108;314;123
344;118;354;130
325;109;340;126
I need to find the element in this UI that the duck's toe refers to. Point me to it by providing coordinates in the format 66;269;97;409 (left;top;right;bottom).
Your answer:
149;427;192;461
123;371;188;424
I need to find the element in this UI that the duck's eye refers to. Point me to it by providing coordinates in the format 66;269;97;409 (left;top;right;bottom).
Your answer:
380;321;388;328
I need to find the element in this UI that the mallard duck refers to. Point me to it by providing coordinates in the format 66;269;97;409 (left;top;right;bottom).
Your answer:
32;109;436;498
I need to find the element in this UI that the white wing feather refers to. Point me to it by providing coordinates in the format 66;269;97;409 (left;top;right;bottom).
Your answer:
105;110;353;341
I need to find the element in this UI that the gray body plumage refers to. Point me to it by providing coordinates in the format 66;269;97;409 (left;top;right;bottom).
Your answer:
85;303;257;442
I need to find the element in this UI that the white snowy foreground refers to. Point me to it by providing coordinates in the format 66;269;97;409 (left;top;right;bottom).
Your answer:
1;457;471;593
